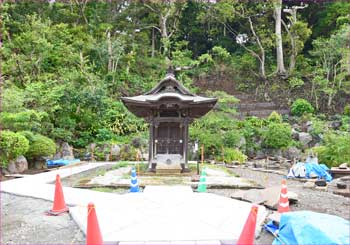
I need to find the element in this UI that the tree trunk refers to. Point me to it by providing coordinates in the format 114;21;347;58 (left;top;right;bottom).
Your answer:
107;31;113;73
289;35;296;73
260;53;266;79
151;27;155;57
160;14;169;57
274;0;286;75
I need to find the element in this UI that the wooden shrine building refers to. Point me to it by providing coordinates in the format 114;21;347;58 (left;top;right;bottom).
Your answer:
121;71;217;173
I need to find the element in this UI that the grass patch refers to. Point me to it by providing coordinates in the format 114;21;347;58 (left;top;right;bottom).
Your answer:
189;163;239;177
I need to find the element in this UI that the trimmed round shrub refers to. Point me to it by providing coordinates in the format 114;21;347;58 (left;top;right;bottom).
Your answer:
291;98;314;116
263;123;292;149
223;148;247;164
25;134;56;159
268;111;282;123
0;130;29;166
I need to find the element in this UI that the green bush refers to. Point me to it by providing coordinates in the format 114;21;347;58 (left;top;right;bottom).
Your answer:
223;148;247;164
0;131;29;166
268;111;283;123
238;117;266;153
263;123;292;149
313;132;350;167
223;130;242;148
119;145;137;161
344;104;350;116
23;134;56;159
291;98;315;116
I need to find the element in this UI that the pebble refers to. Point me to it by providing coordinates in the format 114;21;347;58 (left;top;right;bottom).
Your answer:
303;181;315;188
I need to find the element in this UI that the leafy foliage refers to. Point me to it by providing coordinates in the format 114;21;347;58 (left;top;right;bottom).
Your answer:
22;133;56;160
0;131;30;166
291;99;315;116
223;148;247;164
263;123;292;149
313;132;350;167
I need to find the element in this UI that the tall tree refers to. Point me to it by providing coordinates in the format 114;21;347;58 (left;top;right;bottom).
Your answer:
283;3;310;74
310;25;350;110
274;0;286;75
143;0;186;60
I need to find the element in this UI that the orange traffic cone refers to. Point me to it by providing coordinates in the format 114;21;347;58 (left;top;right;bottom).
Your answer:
87;203;103;245
278;179;290;213
47;174;68;215
237;204;259;245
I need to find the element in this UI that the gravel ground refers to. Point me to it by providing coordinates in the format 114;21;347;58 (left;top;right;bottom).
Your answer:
1;166;349;245
209;166;350;245
0;192;85;245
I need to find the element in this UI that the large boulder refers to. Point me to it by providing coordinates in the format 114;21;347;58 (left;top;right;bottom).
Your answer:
283;147;301;160
61;142;74;160
298;132;312;147
291;128;299;140
329;121;342;130
110;144;121;156
53;142;74;160
7;156;28;174
15;156;28;172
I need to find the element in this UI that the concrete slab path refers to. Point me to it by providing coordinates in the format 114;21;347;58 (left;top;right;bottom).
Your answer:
1;162;268;244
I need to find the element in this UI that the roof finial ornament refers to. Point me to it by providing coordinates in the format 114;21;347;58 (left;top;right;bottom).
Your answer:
166;65;175;77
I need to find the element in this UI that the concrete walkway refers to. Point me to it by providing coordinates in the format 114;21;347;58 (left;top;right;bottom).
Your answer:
1;162;268;244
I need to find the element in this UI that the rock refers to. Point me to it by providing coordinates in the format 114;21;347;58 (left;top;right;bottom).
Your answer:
315;179;327;187
291;128;299;140
298;132;313;147
61;142;74;160
6;156;28;174
304;121;313;133
315;186;328;191
333;189;350;197
329;121;342;130
338;163;348;169
292;123;301;132
231;186;298;210
34;159;47;169
336;182;347;189
238;137;246;148
110;144;121;156
15;156;28;173
311;134;322;146
7;161;17;174
303;181;315;188
283;147;301;160
255;150;266;159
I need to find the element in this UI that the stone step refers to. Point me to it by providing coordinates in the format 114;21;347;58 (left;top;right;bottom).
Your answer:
237;102;277;110
237;109;290;119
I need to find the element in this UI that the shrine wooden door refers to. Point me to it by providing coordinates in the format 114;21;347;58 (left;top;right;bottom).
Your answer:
156;122;182;154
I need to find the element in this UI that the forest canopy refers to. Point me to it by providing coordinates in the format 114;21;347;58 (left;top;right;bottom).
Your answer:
0;1;349;166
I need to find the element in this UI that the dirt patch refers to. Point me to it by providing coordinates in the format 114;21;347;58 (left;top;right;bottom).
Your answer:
0;192;84;244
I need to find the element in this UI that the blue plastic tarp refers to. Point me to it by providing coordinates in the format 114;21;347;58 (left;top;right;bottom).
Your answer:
287;162;332;182
304;163;332;182
46;159;80;167
272;211;350;245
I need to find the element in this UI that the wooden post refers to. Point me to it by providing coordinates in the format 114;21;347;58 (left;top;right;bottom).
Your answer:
136;151;140;175
221;146;224;164
201;145;204;164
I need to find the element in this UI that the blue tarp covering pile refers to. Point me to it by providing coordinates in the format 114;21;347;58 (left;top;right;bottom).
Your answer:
265;211;350;245
46;159;80;167
287;162;332;182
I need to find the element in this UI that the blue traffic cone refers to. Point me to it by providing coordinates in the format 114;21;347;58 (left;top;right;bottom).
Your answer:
130;167;140;193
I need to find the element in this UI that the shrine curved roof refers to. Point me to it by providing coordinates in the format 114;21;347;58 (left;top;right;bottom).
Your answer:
121;72;217;118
